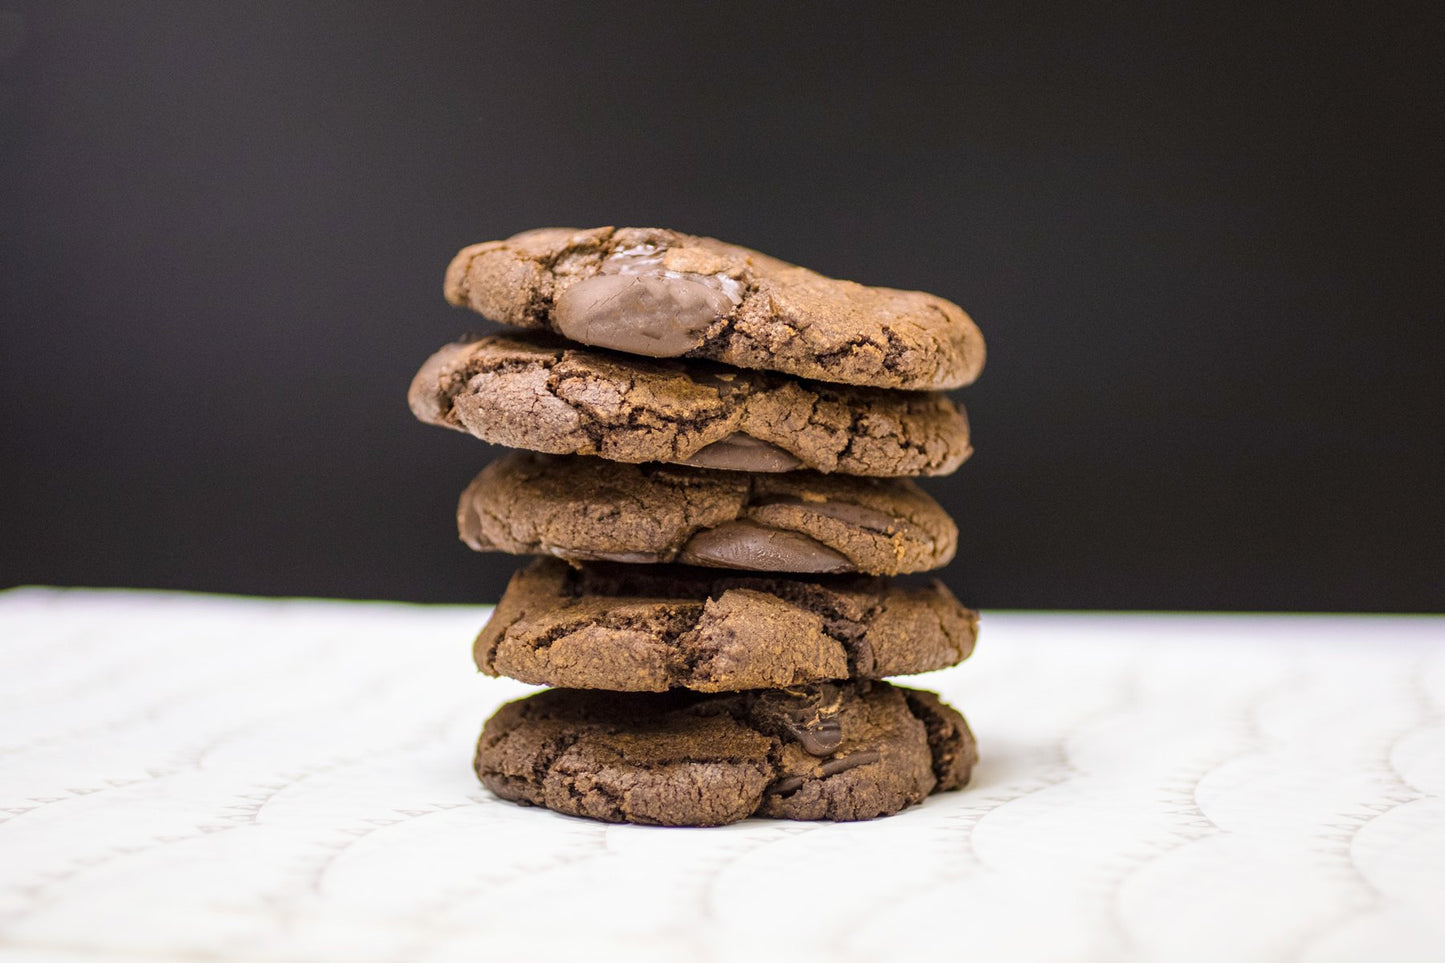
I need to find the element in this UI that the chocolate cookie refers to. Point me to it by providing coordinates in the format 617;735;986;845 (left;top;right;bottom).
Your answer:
444;227;985;391
409;334;972;476
474;558;978;692
475;681;976;825
459;452;958;575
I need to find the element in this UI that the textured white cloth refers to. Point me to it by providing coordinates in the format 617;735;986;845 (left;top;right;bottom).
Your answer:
0;588;1441;962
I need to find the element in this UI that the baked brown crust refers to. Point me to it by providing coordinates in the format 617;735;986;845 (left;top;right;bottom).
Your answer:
474;681;977;825
445;226;985;391
473;558;978;692
409;333;973;477
458;452;958;575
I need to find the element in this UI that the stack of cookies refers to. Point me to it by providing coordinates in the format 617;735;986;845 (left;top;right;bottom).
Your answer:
408;227;986;826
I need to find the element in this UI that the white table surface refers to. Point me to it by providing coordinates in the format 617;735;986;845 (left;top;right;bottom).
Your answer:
1;588;1441;962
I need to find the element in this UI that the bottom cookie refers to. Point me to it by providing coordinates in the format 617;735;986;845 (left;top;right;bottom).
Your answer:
475;681;976;826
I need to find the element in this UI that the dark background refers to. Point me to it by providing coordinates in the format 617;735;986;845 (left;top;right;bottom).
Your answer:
2;2;1441;611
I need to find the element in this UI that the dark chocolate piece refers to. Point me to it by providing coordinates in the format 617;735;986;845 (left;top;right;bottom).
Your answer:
768;750;884;796
748;684;846;756
554;274;736;357
677;520;852;574
681;433;804;473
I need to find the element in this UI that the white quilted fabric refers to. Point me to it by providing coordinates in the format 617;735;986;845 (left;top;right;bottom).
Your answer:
1;588;1441;961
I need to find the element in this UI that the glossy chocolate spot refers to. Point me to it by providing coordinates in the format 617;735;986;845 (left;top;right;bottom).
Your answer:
682;433;802;472
767;749;884;796
749;684;845;756
818;749;880;777
678;520;852;573
554;274;733;357
795;718;844;756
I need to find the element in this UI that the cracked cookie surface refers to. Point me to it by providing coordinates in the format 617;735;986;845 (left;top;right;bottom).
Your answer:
474;680;976;825
409;333;972;476
473;558;978;692
445;226;985;391
459;452;958;575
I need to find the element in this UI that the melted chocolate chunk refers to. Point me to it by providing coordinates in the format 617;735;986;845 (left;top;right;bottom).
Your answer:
554;274;734;357
767;774;806;796
749;684;846;756
678;520;852;573
766;750;885;796
796;718;843;756
819;749;881;777
682;433;803;472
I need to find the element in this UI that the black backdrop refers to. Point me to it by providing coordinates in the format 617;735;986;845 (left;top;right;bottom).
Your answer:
2;2;1441;611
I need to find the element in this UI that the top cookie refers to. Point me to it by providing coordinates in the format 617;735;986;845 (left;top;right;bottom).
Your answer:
444;227;986;391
